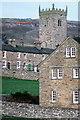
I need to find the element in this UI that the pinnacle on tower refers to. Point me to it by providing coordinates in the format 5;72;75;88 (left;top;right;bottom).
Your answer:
52;3;55;9
39;5;41;16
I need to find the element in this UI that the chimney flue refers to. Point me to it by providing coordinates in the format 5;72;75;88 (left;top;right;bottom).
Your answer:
34;40;41;50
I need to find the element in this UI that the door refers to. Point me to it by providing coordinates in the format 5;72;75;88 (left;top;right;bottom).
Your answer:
28;64;31;71
7;62;10;70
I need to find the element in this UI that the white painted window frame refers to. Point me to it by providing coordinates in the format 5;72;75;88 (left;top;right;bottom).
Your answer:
23;62;26;69
71;47;75;57
66;48;70;58
2;60;6;68
73;68;79;78
57;69;63;79
52;69;57;79
52;91;56;103
42;55;45;60
3;51;6;58
17;61;20;69
24;53;26;59
73;91;79;104
17;52;20;59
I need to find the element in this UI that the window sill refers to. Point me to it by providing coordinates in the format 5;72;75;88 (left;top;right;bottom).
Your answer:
51;79;62;80
72;78;80;80
71;103;80;105
65;57;76;59
50;102;56;104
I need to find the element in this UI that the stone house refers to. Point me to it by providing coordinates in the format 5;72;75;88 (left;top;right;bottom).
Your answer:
0;39;54;79
39;37;80;109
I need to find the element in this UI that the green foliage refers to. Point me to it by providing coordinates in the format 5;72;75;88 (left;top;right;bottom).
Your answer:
2;76;39;96
11;91;39;104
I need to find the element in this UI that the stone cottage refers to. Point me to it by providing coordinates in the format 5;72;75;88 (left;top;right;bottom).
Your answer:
39;37;80;109
0;39;54;79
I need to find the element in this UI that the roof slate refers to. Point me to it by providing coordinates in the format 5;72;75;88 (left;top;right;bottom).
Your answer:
74;38;80;44
1;44;54;54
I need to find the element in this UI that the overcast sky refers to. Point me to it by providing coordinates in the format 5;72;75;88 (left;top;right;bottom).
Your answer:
0;0;79;21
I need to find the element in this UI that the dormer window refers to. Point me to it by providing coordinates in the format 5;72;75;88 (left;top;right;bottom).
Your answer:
58;20;61;26
66;47;75;58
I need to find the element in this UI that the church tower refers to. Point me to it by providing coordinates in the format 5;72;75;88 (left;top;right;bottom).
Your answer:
39;4;67;49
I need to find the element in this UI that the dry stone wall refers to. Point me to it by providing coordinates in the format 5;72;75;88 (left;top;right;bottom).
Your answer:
2;101;80;119
2;69;39;80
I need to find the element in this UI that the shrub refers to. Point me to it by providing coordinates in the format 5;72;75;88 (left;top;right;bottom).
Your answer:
11;91;39;104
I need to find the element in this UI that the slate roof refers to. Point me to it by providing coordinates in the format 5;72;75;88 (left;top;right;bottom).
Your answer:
1;43;54;54
74;38;80;44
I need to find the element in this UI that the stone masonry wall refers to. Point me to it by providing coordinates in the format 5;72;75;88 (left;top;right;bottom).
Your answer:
2;69;39;80
2;101;80;119
39;13;67;49
39;37;80;109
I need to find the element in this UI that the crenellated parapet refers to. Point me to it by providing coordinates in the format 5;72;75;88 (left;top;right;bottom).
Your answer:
39;4;67;16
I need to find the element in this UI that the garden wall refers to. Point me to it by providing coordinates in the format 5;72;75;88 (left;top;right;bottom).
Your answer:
2;69;39;80
2;101;80;119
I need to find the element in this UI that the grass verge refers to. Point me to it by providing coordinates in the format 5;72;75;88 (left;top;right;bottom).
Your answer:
1;76;39;96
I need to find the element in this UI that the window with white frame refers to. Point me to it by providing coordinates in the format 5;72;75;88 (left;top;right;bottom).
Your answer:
42;55;45;60
66;47;75;58
17;61;20;69
73;68;79;78
52;69;57;79
58;69;63;79
3;51;6;58
17;53;20;58
66;48;70;58
52;91;56;103
23;62;26;68
34;54;36;57
2;60;6;68
71;48;75;57
52;68;63;79
73;91;80;104
24;53;26;59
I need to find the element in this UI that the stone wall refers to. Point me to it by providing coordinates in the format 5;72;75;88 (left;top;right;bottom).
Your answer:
39;37;80;109
39;11;67;49
2;101;80;119
2;69;39;80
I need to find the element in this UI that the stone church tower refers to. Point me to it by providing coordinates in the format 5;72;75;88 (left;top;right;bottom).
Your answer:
39;4;67;49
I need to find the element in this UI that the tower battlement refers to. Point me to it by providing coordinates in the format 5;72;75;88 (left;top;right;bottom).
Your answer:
39;5;67;16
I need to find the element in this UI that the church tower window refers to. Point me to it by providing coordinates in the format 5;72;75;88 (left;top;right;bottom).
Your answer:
58;20;61;26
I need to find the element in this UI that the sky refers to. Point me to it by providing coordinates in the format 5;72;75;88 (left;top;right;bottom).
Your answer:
0;0;79;21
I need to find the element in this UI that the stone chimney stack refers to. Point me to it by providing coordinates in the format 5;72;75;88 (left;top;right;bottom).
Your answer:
20;39;24;46
34;40;41;50
7;39;16;47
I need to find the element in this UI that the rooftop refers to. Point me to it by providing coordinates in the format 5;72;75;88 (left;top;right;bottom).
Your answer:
2;43;54;54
